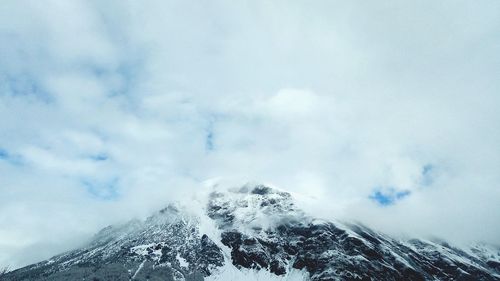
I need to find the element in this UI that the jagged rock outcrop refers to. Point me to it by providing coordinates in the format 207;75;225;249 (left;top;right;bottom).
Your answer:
207;185;500;280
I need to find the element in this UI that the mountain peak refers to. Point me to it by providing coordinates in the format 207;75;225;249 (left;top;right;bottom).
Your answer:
207;184;308;234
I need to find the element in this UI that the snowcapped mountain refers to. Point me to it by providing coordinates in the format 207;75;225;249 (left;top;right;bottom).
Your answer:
3;184;500;281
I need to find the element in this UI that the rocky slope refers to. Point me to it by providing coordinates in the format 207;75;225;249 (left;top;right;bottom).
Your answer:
3;184;500;281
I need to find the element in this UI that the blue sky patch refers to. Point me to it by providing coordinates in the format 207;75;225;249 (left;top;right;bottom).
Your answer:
0;147;23;166
205;130;214;151
369;188;411;206
89;153;109;161
0;148;8;159
81;177;120;200
205;118;217;152
420;164;435;186
2;73;52;103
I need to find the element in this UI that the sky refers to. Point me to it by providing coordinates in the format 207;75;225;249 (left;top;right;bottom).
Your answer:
1;0;500;269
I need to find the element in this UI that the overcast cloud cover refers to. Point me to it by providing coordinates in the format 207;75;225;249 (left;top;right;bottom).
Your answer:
1;0;500;269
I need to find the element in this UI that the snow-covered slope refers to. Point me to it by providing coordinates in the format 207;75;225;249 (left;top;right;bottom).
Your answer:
4;184;500;281
4;204;224;281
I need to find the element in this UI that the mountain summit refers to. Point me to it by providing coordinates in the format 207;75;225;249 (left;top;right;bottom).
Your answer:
4;184;500;281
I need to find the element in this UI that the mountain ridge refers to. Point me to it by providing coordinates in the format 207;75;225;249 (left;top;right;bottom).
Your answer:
3;183;500;281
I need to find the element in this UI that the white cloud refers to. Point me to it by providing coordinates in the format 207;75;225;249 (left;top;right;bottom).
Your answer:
1;0;499;269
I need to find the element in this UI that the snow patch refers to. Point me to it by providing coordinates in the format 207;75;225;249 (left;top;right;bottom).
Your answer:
132;260;145;279
207;264;309;281
130;243;156;256
176;253;189;268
